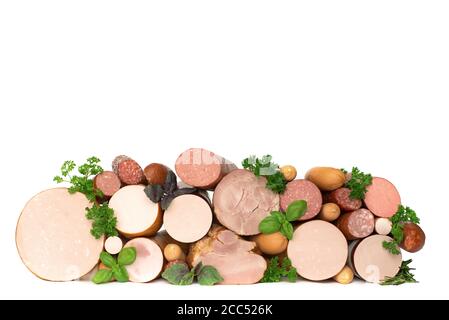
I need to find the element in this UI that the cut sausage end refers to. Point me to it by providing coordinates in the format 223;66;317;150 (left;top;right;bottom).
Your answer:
164;194;213;243
104;236;123;255
280;179;322;220
124;238;164;283
364;177;401;218
109;185;162;238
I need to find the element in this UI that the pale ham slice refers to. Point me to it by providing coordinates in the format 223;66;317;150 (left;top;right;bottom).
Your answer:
124;238;164;283
109;185;162;238
16;188;104;281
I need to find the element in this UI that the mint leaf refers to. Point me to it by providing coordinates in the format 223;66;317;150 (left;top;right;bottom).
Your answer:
286;200;307;222
118;247;137;266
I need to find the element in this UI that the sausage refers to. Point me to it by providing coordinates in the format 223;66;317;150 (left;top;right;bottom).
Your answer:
400;222;425;253
93;171;121;199
163;194;213;243
187;226;267;285
16;188;104;281
213;169;280;236
104;236;123;255
279;179;322;220
123;238;164;283
287;220;348;281
336;209;375;240
364;177;401;218
328;187;362;212
112;155;131;174
374;217;392;235
109;185;162;238
348;235;402;283
175;148;237;189
117;159;145;185
144;163;168;185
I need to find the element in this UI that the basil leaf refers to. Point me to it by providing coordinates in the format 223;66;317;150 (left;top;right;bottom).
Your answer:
162;263;192;285
198;266;224;286
113;265;129;283
270;211;285;224
259;216;281;234
286;200;307;222
100;251;116;268
280;221;294;240
144;184;164;203
164;171;178;194
92;269;113;284
193;262;204;276
179;270;195;285
118;247;137;266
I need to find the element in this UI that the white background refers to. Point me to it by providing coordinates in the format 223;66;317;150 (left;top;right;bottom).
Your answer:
1;0;448;300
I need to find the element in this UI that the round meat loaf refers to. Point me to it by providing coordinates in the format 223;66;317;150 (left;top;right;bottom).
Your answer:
279;179;322;220
16;188;104;281
287;220;348;281
213;169;279;236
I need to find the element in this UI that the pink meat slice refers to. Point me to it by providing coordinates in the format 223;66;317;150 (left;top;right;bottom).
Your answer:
213;169;280;236
280;179;322;220
364;177;401;218
197;229;267;285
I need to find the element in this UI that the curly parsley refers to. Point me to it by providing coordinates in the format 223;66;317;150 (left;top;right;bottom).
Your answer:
242;155;287;194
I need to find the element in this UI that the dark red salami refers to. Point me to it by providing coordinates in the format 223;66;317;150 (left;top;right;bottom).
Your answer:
328;188;362;212
336;208;375;240
279;179;322;220
117;159;144;185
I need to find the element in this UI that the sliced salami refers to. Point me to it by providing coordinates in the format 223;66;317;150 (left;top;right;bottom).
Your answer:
117;159;145;185
328;187;362;212
279;179;322;220
336;208;375;240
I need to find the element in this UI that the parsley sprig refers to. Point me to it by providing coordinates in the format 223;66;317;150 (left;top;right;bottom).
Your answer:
242;155;287;194
85;202;118;239
261;257;297;283
380;259;418;285
383;205;420;255
344;167;373;200
53;157;104;202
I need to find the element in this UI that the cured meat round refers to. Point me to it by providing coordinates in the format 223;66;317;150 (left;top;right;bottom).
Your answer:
336;208;375;240
16;188;104;281
279;179;322;220
364;177;401;218
175;148;237;189
93;171;121;199
213;169;279;236
327;187;362;212
117;159;144;185
287;220;348;281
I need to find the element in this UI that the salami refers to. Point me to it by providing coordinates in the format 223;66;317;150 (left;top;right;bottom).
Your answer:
175;148;237;189
336;208;375;240
279;179;322;220
327;187;362;212
213;169;280;236
93;171;121;199
364;177;401;218
117;159;145;185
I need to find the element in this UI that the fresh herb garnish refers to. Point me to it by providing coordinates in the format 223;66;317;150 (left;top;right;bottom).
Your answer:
344;167;373;200
380;259;418;285
85;202;118;239
162;262;223;286
259;200;307;240
242;155;287;194
382;205;420;255
92;247;137;284
261;257;297;283
54;157;104;202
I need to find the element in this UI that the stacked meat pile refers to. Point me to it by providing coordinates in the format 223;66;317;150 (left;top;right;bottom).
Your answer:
15;148;425;285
